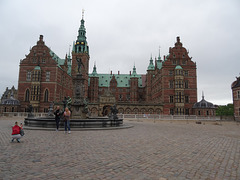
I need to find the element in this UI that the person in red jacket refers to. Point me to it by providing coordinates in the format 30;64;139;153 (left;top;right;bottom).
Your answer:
11;122;22;143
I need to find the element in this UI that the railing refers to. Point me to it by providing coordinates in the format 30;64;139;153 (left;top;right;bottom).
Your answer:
118;114;222;121
0;112;48;117
0;112;228;121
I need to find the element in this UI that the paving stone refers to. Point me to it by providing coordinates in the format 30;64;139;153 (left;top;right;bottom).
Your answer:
0;119;240;179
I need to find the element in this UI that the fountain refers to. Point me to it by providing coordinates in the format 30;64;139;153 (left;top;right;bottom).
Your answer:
24;72;124;129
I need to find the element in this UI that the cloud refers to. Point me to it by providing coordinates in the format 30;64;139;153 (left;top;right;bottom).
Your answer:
0;0;239;105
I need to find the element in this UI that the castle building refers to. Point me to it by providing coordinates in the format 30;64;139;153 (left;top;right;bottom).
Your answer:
192;93;216;116
231;76;240;121
17;15;198;115
17;35;73;112
0;86;20;113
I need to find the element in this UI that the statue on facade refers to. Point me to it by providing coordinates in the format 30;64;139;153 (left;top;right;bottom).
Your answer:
109;104;118;120
48;101;54;117
76;57;84;74
27;104;34;117
62;97;67;109
67;96;72;111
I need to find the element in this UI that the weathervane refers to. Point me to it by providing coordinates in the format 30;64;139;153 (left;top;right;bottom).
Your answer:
82;9;85;19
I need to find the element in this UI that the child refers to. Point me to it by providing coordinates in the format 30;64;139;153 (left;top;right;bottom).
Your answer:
11;122;22;143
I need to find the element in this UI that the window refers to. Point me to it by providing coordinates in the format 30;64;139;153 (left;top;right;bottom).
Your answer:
32;71;41;81
238;91;240;99
175;92;184;103
25;89;30;102
169;81;174;88
170;96;174;103
31;85;40;101
46;72;50;81
198;111;201;116
176;108;184;115
44;89;49;102
182;60;186;65
32;58;37;63
170;109;174;115
169;70;173;76
42;59;46;63
185;109;189;115
119;94;122;101
207;111;209;116
184;71;189;76
185;96;189;103
175;70;183;75
27;71;31;81
173;60;176;65
185;81;189;88
175;80;183;88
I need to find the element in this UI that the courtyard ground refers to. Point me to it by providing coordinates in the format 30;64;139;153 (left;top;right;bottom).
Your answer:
0;117;240;180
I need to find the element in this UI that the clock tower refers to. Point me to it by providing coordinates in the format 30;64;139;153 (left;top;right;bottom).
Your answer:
71;11;90;98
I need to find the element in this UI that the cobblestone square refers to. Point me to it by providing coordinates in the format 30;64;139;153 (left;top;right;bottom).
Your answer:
1;118;240;180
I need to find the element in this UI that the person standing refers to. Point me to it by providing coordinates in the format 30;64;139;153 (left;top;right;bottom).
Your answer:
54;106;61;131
11;122;22;143
63;107;71;134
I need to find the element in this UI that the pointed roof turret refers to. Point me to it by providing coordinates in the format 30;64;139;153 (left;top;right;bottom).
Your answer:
156;47;163;69
148;55;155;70
132;64;137;76
92;62;97;76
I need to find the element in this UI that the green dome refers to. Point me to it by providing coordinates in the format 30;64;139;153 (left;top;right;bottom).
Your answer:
175;65;182;69
34;66;41;70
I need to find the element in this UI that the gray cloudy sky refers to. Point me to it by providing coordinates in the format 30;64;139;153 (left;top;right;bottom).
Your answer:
0;0;239;105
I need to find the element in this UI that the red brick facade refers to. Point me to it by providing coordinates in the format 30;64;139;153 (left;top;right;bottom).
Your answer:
87;37;197;116
17;18;198;115
18;35;72;112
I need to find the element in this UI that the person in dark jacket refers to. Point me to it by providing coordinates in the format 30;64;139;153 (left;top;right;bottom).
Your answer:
11;122;22;143
54;106;62;131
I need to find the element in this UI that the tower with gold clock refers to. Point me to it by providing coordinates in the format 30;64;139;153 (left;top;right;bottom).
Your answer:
71;11;90;99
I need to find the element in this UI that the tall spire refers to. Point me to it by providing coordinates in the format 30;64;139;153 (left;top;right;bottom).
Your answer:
73;9;89;54
158;46;161;61
82;9;85;20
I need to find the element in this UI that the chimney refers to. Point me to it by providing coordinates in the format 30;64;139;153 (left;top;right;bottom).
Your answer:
130;71;131;75
111;71;112;75
118;71;120;75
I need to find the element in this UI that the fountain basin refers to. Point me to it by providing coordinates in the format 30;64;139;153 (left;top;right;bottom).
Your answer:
24;117;123;128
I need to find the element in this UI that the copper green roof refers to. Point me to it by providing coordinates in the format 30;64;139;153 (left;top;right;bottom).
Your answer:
49;48;65;66
49;48;71;75
89;73;144;88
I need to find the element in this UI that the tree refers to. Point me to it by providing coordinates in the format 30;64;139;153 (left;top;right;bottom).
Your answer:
216;104;234;116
